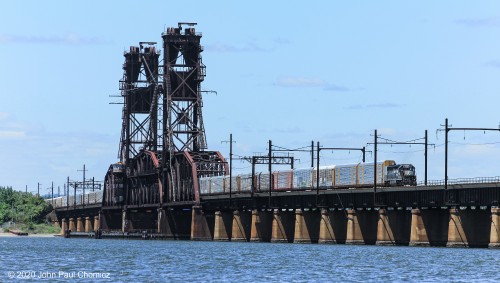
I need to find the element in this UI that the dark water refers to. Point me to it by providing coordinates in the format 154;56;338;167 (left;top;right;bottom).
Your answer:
1;237;499;283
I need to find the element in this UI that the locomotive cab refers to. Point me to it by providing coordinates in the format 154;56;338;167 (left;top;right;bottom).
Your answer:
385;164;417;186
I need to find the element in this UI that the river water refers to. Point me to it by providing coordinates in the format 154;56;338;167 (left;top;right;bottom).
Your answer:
1;236;499;282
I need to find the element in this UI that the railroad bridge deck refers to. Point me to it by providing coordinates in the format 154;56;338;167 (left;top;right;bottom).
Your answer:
51;181;500;248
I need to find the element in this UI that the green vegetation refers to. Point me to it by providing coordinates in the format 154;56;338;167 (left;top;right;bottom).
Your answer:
0;186;53;228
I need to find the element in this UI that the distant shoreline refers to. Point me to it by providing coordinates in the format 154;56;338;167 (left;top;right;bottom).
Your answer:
0;232;56;238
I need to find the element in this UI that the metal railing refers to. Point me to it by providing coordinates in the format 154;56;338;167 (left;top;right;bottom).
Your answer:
419;176;500;186
45;191;103;208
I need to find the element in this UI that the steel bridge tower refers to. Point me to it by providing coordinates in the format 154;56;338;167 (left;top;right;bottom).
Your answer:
163;22;207;153
118;42;161;166
104;23;227;209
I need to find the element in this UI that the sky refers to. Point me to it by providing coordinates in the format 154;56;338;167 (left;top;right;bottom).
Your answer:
2;1;500;194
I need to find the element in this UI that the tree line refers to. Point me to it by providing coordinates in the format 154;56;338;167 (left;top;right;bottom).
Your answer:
0;186;52;224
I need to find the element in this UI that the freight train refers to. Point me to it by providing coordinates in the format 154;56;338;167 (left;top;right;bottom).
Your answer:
198;160;417;195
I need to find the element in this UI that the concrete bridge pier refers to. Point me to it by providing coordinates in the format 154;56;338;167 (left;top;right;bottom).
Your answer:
94;215;100;232
85;217;93;233
76;217;84;232
157;209;171;236
69;217;76;232
52;219;61;229
231;210;252;242
489;207;500;248
271;209;295;243
410;208;448;247
60;218;68;236
447;208;467;248
213;211;232;241
121;210;128;233
157;209;192;239
75;217;85;232
447;207;491;248
319;209;347;244
250;209;272;242
191;206;214;241
294;209;320;243
376;208;411;246
346;209;378;245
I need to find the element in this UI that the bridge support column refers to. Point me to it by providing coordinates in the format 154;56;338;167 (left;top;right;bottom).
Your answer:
85;217;93;233
376;209;395;246
250;209;272;242
294;209;320;243
447;207;490;248
410;208;448;247
69;217;76;232
447;208;468;248
60;218;68;236
213;211;232;241
157;209;192;240
319;209;347;244
76;217;84;232
121;210;128;233
346;209;378;245
191;206;214;241
231;210;251;242
271;209;295;243
376;208;411;246
52;219;61;229
94;215;100;232
157;209;170;236
489;207;500;248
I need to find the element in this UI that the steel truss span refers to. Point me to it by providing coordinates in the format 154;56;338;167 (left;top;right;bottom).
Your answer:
104;23;228;208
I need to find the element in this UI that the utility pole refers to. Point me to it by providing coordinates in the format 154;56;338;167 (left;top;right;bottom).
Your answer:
368;130;433;186
445;118;448;191
311;141;314;168
67;176;70;207
374;129;378;201
74;182;77;207
439;118;500;191
37;182;40;197
315;142;368;206
78;164;87;205
221;134;235;206
425;130;428;186
268;139;272;208
316;141;320;204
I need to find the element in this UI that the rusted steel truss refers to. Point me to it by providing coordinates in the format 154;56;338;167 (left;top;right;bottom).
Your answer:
104;23;228;208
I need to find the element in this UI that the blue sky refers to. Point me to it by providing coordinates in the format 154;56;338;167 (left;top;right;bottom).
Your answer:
2;1;500;194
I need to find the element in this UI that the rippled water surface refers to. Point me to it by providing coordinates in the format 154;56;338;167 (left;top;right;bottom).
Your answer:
1;237;499;282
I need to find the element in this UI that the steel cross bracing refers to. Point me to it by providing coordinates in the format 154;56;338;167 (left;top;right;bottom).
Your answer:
162;24;207;153
105;23;228;208
118;43;161;166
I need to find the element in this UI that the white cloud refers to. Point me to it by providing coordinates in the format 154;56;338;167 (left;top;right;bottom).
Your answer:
457;144;499;157
0;33;106;45
484;60;500;68
0;112;9;121
323;84;350;92
0;130;26;139
345;103;402;110
377;128;397;136
455;17;500;27
205;41;269;52
274;76;327;87
274;76;353;92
